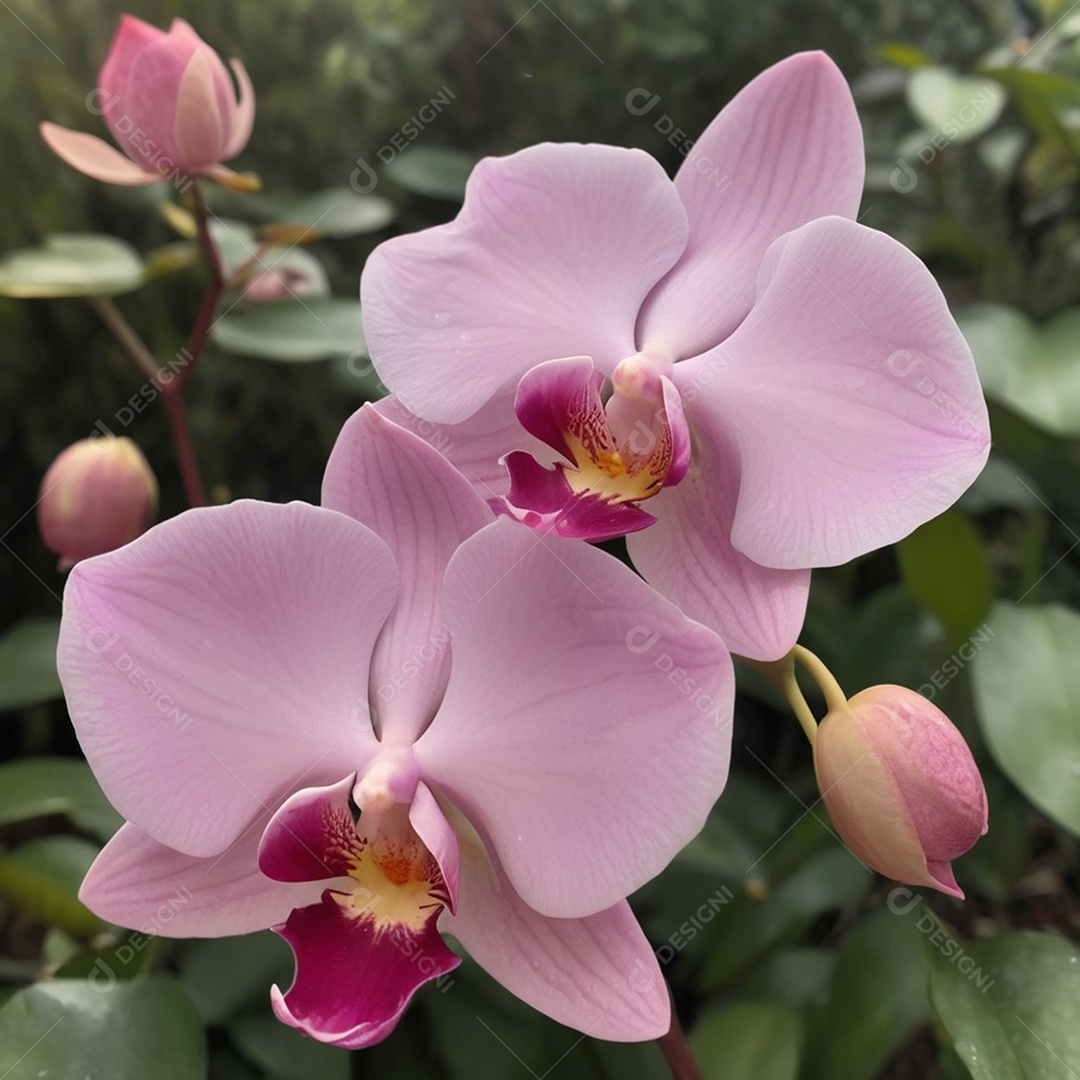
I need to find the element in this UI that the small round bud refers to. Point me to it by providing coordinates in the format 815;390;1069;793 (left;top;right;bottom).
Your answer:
38;438;158;569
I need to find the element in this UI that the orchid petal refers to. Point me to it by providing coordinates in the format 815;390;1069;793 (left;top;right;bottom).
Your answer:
514;356;604;463
80;822;326;938
626;399;811;661
223;59;255;159
502;454;658;541
58;501;397;857
258;776;359;884
322;406;491;744
98;15;162;108
442;824;669;1040
271;888;460;1049
417;519;732;918
361;143;689;422
372;391;553;501
638;51;865;359
698;216;991;569
173;47;226;170
409;782;460;914
39;123;160;186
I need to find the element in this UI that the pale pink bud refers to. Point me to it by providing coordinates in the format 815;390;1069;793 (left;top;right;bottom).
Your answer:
38;437;158;570
813;685;988;899
40;16;255;187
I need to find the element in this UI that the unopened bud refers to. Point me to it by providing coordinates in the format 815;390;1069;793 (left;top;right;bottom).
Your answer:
814;685;987;898
38;438;158;569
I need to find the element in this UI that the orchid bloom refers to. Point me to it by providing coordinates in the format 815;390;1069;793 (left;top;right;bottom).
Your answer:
41;16;254;188
814;685;988;898
59;407;733;1047
360;52;991;661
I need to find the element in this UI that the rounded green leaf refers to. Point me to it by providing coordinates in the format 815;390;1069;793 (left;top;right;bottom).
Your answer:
907;68;1006;143
0;234;144;298
929;930;1080;1080
384;147;477;201
971;602;1080;836
0;977;206;1080
0;757;122;841
897;510;992;641
264;187;396;237
690;1002;802;1080
0;836;104;935
801;907;930;1080
212;297;365;362
0;616;62;710
957;303;1080;436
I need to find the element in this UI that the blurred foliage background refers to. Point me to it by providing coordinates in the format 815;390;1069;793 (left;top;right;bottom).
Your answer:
2;0;1080;1077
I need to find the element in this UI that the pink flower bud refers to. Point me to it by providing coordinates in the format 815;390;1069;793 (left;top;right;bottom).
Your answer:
813;685;988;899
40;16;254;187
38;437;158;569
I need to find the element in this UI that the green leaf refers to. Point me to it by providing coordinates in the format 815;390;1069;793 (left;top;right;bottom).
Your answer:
178;932;293;1024
0;758;123;841
971;602;1080;836
228;1013;349;1080
384;147;477;200
0;616;62;710
0;234;144;298
897;510;992;641
929;930;1080;1079
738;948;836;1009
906;68;1006;143
689;1002;802;1080
981;66;1080;150
699;844;871;990
212;297;365;362
0;836;104;935
264;187;395;237
0;977;205;1079
957;303;1080;436
801;907;931;1080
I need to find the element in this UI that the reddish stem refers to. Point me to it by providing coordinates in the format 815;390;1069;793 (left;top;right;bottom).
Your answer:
657;987;705;1080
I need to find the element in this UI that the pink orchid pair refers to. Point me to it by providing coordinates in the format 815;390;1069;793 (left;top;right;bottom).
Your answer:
56;40;993;1053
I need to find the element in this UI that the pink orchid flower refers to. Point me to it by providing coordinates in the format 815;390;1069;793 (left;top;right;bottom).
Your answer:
360;52;991;661
58;408;733;1047
40;16;254;188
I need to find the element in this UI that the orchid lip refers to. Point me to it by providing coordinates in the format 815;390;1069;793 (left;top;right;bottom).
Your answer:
502;355;691;542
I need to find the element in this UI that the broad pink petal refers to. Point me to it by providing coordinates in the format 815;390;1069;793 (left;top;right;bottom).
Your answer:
322;407;491;744
698;216;991;569
626;401;811;661
638;51;865;358
409;782;460;914
81;822;327;938
258;776;358;883
223;59;255;159
372;391;552;501
98;15;163;107
416;519;733;918
58;501;397;857
361;143;689;423
271;888;460;1049
39;123;160;185
173;47;226;170
442;831;669;1041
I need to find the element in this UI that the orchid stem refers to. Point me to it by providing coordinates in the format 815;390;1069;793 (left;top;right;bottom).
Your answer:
738;652;819;747
791;645;848;714
657;986;704;1080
